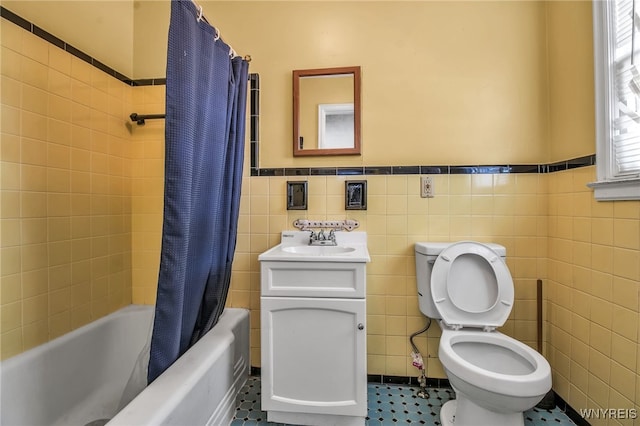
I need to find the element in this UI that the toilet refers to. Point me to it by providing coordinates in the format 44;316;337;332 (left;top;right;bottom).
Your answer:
414;241;551;426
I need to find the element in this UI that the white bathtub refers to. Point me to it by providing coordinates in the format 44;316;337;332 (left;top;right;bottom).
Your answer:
0;305;250;426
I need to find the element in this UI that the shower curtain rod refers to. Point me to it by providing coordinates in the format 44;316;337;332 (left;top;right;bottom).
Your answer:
129;70;252;126
129;113;164;125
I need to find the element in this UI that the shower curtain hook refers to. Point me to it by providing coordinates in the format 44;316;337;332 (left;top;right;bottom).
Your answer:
214;27;221;41
229;46;237;58
196;4;204;22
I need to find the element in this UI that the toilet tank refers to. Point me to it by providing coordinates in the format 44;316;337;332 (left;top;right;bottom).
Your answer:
414;242;506;319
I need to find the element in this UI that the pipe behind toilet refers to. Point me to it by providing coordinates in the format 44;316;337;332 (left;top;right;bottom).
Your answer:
535;278;555;410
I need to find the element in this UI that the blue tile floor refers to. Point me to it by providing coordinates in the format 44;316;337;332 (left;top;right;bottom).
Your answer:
231;376;576;425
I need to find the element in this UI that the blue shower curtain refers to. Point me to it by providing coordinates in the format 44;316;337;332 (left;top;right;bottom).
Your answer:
148;0;249;383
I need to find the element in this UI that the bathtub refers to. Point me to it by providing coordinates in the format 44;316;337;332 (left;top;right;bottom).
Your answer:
0;305;250;426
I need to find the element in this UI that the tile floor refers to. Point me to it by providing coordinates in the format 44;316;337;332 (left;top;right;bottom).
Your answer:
231;376;577;425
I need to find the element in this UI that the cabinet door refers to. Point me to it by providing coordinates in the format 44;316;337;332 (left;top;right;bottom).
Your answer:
261;297;367;417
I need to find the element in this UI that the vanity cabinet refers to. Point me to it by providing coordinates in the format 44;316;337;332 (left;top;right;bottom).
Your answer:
260;259;368;426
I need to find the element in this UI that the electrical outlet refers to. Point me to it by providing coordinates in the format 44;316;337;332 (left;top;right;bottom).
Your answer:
420;176;434;198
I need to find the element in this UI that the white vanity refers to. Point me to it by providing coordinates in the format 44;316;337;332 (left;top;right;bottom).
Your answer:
259;230;370;426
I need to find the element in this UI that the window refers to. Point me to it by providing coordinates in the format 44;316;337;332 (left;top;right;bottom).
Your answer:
591;0;640;200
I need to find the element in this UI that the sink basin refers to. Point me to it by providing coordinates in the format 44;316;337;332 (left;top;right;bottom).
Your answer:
282;245;356;255
258;231;370;263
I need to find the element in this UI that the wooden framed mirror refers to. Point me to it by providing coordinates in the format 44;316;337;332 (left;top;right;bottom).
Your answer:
293;66;361;156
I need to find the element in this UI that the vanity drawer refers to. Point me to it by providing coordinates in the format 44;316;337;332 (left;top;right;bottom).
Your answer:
260;261;366;298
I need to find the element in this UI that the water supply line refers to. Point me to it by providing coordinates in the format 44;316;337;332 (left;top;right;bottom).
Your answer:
409;317;432;399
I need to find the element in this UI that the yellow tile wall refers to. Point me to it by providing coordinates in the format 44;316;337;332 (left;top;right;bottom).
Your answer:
546;166;640;425
229;173;548;378
0;22;132;359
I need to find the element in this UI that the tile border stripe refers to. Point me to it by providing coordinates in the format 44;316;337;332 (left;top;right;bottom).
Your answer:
252;155;596;177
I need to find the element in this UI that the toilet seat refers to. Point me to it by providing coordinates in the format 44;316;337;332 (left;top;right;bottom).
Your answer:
431;241;514;330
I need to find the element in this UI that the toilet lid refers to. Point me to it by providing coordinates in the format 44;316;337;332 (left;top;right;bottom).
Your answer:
431;241;514;329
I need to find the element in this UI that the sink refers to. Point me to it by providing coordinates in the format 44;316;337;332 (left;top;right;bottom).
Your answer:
258;231;370;263
282;245;356;255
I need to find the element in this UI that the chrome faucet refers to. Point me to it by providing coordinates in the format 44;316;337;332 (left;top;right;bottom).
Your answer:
309;228;337;246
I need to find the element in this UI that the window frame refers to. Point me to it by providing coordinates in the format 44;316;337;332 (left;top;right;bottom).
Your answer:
590;0;640;201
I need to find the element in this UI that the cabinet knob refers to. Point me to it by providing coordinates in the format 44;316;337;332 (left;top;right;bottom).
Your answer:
357;323;364;330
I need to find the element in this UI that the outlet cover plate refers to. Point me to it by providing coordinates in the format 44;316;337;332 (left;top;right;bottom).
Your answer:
420;176;434;198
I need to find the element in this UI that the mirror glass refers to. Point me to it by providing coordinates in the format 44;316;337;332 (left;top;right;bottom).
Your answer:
293;66;361;156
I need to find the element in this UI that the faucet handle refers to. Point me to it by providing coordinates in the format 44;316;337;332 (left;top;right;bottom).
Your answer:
309;230;316;243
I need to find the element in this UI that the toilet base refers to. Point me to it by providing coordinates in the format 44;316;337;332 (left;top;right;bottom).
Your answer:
440;398;525;426
439;400;457;426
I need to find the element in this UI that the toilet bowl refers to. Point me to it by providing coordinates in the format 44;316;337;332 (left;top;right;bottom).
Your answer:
439;325;551;425
414;241;552;426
